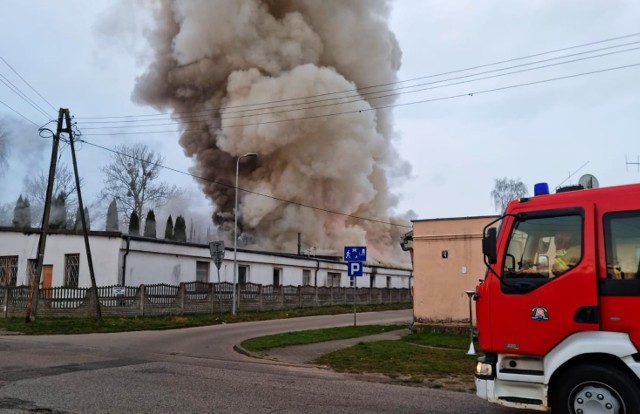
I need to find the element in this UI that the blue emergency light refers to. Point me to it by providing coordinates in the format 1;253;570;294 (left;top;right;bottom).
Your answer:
534;182;550;196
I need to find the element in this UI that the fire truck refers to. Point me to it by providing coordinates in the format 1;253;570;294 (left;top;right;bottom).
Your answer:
474;181;640;413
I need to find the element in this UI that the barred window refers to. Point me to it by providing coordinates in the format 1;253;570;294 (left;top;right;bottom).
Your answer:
327;272;341;287
196;261;209;283
65;254;80;288
0;256;18;287
302;269;311;286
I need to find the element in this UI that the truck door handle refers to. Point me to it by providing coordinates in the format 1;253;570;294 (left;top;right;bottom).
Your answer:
574;306;599;324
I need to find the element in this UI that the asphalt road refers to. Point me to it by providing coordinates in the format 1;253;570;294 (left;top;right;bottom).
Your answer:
0;310;534;413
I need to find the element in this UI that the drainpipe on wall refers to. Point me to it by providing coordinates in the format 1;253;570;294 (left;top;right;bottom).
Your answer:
122;236;131;286
297;232;301;255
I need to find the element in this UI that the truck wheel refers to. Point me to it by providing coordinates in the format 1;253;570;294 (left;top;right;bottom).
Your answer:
550;364;640;414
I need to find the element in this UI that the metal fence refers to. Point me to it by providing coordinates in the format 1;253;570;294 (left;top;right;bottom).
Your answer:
1;283;411;319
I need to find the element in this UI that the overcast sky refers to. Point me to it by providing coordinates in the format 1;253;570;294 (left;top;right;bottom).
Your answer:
1;0;639;224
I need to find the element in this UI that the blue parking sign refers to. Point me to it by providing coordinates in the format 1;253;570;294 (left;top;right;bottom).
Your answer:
344;246;367;262
348;262;363;277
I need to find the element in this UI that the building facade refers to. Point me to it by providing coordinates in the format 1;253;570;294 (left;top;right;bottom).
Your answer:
411;215;498;327
0;228;412;290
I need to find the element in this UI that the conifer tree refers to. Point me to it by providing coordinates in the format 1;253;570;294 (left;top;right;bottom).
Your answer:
128;211;140;235
143;210;156;238
12;195;31;229
174;215;186;242
106;199;119;231
164;215;174;240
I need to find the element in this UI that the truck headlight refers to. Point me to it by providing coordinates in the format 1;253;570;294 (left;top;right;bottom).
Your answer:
475;353;496;380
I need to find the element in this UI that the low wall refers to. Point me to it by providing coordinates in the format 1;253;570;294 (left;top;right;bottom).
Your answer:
1;282;411;319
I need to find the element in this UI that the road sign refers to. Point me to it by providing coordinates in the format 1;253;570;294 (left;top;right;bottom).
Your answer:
344;246;367;262
209;241;225;270
348;261;363;277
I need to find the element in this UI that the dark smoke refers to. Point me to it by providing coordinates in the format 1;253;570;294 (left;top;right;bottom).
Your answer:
132;0;411;266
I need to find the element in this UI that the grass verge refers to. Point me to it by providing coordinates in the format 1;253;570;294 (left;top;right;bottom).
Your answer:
241;324;407;352
0;302;411;335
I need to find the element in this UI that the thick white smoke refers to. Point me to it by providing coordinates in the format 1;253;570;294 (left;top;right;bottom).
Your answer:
132;0;412;266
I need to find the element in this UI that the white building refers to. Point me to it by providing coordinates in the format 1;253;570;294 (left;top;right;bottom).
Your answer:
0;227;412;290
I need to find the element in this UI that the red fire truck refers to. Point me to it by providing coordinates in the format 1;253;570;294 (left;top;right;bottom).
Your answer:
474;182;640;413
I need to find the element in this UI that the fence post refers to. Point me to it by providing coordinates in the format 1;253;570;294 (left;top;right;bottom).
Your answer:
298;285;302;308
258;285;263;311
237;284;241;313
279;285;284;309
178;283;185;315
330;286;333;305
210;283;215;314
139;284;145;316
2;287;8;319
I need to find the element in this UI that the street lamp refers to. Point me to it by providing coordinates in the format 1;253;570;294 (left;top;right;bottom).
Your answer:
232;152;257;315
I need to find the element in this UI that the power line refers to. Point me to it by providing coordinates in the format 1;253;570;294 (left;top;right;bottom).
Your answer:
74;31;640;121
0;99;40;127
77;138;410;229
76;43;640;131
79;62;640;136
0;72;52;120
0;55;58;112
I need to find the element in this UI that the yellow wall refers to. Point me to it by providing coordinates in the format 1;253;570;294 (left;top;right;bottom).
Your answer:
412;216;498;325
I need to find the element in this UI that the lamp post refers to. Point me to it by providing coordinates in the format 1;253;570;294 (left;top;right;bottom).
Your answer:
232;152;257;315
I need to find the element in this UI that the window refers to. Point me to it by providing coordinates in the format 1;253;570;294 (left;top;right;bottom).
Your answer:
302;269;311;286
196;261;209;283
386;276;391;288
327;272;341;287
64;254;80;287
503;214;582;279
349;277;355;287
273;268;282;286
370;275;376;288
238;265;249;284
0;256;18;287
604;211;640;279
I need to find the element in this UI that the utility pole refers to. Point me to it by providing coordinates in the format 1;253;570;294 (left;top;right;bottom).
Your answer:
66;109;101;319
25;108;102;321
25;109;64;322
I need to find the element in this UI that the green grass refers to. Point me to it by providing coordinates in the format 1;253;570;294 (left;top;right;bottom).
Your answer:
241;324;407;352
0;302;411;335
314;330;479;392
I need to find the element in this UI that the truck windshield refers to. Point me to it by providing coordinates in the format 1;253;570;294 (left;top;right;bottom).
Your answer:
503;214;582;279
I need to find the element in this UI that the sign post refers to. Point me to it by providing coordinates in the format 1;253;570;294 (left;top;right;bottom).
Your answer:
209;241;225;314
345;246;366;327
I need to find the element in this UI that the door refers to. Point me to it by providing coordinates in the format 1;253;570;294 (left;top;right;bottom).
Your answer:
488;206;599;356
42;265;53;292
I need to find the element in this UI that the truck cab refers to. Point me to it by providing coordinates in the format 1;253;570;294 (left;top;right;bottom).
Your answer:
474;183;640;413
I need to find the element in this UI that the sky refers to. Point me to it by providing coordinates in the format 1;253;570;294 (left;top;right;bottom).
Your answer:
1;0;639;231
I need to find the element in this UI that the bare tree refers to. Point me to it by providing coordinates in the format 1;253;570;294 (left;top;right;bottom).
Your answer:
99;144;179;225
23;162;79;227
491;177;528;212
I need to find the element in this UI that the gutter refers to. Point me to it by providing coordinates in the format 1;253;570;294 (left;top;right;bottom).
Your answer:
122;236;131;286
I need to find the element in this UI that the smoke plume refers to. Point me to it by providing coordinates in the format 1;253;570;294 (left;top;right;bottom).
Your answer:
133;0;411;266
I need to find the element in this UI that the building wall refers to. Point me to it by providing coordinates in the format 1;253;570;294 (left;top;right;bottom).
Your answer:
412;216;498;324
1;230;412;289
0;229;122;287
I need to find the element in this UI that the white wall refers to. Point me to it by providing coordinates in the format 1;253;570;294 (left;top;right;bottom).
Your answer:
0;230;122;287
1;230;412;288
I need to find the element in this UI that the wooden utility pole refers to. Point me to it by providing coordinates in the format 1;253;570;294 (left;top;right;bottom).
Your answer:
65;109;102;319
25;109;64;322
25;108;102;321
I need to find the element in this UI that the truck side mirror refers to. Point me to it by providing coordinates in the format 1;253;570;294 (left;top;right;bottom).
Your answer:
483;227;497;264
